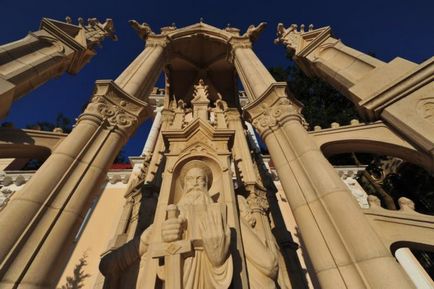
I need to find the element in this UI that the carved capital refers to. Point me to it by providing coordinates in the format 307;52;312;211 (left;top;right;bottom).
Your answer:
145;36;169;48
78;80;151;139
227;37;252;64
225;108;241;121
246;185;269;214
243;83;304;137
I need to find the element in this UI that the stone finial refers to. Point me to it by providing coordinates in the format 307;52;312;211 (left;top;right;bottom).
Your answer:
243;22;267;42
313;125;322;131
53;127;64;133
77;17;85;27
192;79;210;121
350;119;360;125
398;197;416;212
129;20;155;40
331;122;340;128
192;79;210;102
275;22;331;56
82;18;117;48
367;195;382;208
160;23;177;34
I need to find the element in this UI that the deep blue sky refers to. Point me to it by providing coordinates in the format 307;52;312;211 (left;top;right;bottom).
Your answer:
1;0;433;157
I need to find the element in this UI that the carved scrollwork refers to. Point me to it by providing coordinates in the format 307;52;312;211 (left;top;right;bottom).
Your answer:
0;188;16;211
416;97;434;124
80;93;139;137
252;98;302;136
246;189;269;214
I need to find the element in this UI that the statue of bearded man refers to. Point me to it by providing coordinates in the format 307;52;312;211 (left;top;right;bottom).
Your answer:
160;161;233;289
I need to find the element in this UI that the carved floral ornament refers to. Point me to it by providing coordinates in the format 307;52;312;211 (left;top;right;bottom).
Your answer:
246;189;270;213
416;96;434;124
79;94;139;137
251;98;302;135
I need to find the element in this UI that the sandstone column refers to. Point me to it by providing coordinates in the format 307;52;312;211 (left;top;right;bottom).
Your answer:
0;17;116;119
275;23;434;163
141;106;163;157
0;26;168;289
395;248;434;289
232;37;415;288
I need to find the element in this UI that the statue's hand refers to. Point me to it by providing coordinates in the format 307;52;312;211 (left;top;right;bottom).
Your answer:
200;209;231;267
161;217;184;242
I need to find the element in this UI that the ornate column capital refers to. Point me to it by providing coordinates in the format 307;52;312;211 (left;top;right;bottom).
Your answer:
227;37;252;64
243;83;305;137
129;20;170;48
145;35;170;48
78;80;151;139
225;108;241;121
245;184;269;214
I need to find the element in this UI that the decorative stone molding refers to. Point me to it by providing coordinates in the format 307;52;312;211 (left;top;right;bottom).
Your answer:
246;185;270;214
78;80;150;139
417;96;434;124
398;197;417;213
0;172;33;186
360;57;434;119
226;38;252;64
243;83;304;137
106;171;131;185
0;188;15;211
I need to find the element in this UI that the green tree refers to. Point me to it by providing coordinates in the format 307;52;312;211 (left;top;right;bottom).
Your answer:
26;113;73;133
58;252;91;289
268;62;359;129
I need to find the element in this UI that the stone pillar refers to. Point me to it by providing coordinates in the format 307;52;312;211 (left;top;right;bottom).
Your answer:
226;109;257;185
230;38;275;101
0;17;116;119
115;34;167;100
232;36;415;287
395;248;434;289
243;83;415;289
275;23;434;161
0;31;167;288
245;121;261;153
141;106;163;157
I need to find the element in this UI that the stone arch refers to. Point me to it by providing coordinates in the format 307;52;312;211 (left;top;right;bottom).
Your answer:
320;139;433;173
391;241;434;255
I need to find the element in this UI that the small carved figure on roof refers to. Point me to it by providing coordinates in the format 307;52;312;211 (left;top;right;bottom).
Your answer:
129;20;155;40
243;22;267;41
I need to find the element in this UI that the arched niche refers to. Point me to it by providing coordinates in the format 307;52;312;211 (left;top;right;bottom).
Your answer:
168;154;226;205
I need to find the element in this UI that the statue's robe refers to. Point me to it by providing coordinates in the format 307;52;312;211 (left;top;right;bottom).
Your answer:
177;191;233;289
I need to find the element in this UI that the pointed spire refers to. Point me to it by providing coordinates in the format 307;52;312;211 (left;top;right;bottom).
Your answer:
191;79;210;121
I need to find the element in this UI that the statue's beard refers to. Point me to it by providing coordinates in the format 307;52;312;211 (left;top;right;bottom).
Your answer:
185;186;206;195
180;186;212;205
